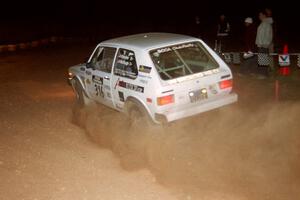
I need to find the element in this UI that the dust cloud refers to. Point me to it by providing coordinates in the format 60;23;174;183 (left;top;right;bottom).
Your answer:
72;100;300;200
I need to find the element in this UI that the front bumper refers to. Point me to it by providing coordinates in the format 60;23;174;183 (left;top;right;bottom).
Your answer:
67;78;73;86
155;93;238;123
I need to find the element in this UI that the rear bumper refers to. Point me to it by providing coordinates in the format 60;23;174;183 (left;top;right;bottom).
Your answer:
155;93;238;123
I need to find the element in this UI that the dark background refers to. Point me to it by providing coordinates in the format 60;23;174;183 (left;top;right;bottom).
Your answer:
1;0;299;51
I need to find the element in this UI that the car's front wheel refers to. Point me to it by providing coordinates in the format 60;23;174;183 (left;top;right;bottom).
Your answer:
72;79;91;107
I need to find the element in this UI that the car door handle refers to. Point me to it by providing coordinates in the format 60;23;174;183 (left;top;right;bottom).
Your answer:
104;76;110;80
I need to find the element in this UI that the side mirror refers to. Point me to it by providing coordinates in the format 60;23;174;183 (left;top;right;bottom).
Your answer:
86;62;95;70
86;62;92;69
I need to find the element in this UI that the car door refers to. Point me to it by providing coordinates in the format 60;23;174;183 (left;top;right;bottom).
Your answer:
85;46;117;108
111;48;140;110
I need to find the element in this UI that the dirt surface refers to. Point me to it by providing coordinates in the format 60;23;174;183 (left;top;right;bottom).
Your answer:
0;46;177;200
1;44;300;200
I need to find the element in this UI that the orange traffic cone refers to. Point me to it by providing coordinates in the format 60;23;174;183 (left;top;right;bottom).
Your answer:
279;44;291;76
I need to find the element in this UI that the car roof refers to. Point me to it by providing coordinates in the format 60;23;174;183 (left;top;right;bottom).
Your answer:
101;33;198;50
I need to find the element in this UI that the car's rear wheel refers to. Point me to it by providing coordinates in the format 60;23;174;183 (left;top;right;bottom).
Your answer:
125;100;153;127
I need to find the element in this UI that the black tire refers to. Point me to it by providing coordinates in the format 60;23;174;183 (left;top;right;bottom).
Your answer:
73;79;91;107
125;100;153;127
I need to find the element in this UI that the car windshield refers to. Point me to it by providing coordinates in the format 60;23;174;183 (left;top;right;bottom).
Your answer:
150;42;219;80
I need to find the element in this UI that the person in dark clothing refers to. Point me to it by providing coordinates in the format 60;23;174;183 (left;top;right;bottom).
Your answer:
194;16;202;38
244;17;256;52
215;14;230;53
239;17;257;76
265;7;276;71
265;8;275;52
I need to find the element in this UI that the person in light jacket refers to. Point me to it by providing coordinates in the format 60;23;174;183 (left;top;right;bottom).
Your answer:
256;11;273;78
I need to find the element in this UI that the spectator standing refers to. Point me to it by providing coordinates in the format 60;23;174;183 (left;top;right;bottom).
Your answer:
215;14;230;53
194;15;202;38
239;17;257;76
244;17;256;52
265;7;276;71
256;11;273;78
265;8;275;52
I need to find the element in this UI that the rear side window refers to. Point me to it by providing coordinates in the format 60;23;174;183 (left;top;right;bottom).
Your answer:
114;48;138;79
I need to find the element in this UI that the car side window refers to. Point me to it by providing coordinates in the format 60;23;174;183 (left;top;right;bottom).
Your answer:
114;48;138;79
90;47;116;73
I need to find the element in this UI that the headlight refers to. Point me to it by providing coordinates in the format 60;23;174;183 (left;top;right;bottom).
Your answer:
68;72;73;80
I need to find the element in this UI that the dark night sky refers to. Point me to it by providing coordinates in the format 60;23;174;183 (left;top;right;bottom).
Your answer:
2;0;298;22
1;0;300;47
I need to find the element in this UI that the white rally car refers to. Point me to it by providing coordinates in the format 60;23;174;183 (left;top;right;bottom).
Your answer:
68;33;237;124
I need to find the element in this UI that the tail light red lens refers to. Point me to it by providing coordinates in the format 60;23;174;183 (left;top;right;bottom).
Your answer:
219;79;233;89
157;94;174;106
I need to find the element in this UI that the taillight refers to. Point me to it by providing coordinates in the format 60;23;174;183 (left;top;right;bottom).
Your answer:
219;79;233;89
157;94;174;106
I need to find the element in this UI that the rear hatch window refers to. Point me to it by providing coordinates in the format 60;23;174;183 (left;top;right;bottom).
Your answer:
150;42;219;80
